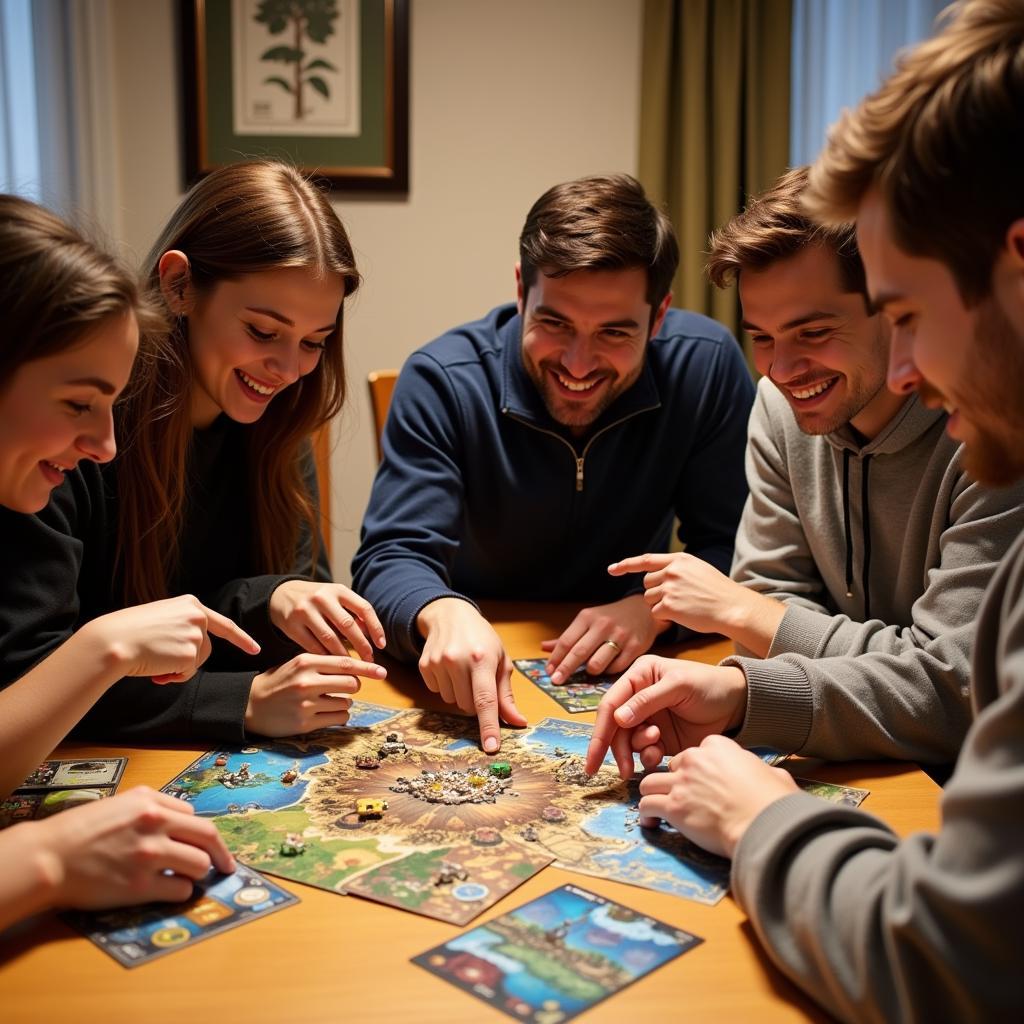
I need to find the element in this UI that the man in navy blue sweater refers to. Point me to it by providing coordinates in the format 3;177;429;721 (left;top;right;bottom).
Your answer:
352;174;754;751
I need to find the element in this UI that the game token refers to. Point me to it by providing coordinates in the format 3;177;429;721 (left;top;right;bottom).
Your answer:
451;883;489;902
233;886;271;907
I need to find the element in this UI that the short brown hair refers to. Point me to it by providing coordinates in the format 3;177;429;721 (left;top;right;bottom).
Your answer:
519;174;679;311
805;0;1024;304
706;166;867;301
0;194;160;383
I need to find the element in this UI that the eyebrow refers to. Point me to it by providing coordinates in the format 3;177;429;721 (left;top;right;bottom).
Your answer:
245;306;336;333
741;311;842;333
534;304;642;329
65;377;117;395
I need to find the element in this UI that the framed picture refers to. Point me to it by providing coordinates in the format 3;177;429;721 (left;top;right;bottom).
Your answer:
181;0;409;191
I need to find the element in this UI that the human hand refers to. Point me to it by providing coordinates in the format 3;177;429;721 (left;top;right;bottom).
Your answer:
246;653;386;736
87;594;261;684
270;580;385;661
609;552;785;656
31;787;235;909
584;655;748;779
416;598;528;753
637;735;798;857
541;594;666;684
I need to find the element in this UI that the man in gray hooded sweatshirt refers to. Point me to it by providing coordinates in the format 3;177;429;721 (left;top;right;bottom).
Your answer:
604;165;1024;770
586;2;1024;1017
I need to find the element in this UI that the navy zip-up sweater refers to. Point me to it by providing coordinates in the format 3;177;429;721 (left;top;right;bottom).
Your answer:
352;304;755;662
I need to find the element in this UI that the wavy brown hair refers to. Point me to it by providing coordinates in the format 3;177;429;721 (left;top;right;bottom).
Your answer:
116;161;360;604
804;0;1024;304
0;194;161;381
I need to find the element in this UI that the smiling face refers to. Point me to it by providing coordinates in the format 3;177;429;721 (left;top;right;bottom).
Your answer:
179;265;345;429
857;189;1024;486
518;267;669;436
739;242;902;439
0;312;138;512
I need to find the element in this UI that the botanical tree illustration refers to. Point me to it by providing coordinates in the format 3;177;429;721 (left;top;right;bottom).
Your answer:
255;0;340;121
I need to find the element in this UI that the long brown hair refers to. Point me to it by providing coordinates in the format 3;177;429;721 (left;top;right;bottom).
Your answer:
0;194;160;381
116;161;360;603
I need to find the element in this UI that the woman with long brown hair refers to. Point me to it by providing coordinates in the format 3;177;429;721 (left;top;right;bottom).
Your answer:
0;161;386;742
0;195;245;929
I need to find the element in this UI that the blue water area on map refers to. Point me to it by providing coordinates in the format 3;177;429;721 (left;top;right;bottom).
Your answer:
522;718;611;764
172;745;331;816
346;702;402;730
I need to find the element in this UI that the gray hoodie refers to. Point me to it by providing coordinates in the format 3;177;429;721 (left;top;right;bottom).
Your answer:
731;525;1024;1023
726;378;1024;763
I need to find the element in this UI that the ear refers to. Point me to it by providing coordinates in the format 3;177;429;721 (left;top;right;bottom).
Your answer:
1006;218;1024;267
514;262;524;316
997;219;1024;339
649;291;672;339
157;250;193;313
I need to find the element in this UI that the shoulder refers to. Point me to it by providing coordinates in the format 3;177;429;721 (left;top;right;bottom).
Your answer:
647;308;748;379
412;303;518;372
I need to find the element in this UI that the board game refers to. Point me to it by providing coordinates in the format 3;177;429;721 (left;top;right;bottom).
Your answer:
163;701;784;918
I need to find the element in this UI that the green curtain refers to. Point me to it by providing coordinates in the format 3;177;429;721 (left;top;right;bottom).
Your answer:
639;0;792;352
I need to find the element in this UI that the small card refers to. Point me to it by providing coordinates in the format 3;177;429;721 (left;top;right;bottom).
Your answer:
345;842;553;926
513;658;617;713
796;777;869;807
18;757;127;790
412;883;702;1022
0;786;117;828
63;863;299;968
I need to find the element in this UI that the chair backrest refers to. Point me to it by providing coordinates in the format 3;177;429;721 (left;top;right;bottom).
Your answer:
367;369;399;462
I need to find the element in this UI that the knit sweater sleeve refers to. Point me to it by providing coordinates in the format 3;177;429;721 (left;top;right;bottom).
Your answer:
728;472;1024;762
351;353;479;662
731;552;1024;1022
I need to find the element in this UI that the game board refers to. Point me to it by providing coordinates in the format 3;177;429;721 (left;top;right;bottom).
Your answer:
163;701;784;916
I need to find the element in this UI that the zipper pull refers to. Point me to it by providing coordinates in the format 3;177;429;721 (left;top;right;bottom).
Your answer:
575;457;584;492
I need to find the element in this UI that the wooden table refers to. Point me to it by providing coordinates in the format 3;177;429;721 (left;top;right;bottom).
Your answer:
0;602;942;1024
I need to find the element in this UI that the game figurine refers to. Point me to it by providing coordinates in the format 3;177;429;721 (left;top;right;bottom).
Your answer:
488;762;512;779
280;764;299;785
214;754;228;767
433;861;469;886
280;833;306;857
356;798;388;819
355;754;380;770
378;732;407;757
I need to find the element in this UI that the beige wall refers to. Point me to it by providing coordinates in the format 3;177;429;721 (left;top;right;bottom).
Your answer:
110;0;643;581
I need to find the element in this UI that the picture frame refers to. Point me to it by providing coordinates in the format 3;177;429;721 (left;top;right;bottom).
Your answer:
181;0;409;192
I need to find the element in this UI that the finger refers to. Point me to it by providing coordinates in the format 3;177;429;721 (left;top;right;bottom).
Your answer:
539;640;557;652
155;839;215;881
149;789;197;814
637;792;671;829
469;651;503;753
613;678;685;730
300;614;348;657
315;693;353;711
313;710;352;728
151;672;190;684
610;727;637;779
142;873;199;904
321;602;375;661
496;657;528;728
165;815;235;874
607;553;675;576
300;655;386;679
585;639;625;676
585;671;646;774
340;591;386;650
202;606;261;655
638;744;666;771
638;771;674;797
550;630;603;685
545;620;589;681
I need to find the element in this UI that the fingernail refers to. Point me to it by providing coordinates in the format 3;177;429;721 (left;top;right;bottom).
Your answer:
483;737;498;753
608;562;617;571
616;706;636;726
550;671;562;684
376;634;386;648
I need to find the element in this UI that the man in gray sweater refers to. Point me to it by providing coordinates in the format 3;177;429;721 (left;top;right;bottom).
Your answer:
605;165;1023;770
589;0;1024;1018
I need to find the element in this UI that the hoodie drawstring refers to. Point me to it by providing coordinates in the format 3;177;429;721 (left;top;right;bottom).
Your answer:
841;448;873;620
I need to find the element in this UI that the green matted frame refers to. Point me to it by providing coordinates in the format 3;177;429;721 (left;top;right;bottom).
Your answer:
181;0;409;191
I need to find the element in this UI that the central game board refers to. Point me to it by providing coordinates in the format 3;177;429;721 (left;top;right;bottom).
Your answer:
163;701;763;922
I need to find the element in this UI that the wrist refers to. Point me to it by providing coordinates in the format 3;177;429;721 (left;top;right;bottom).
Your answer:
416;596;475;635
729;589;785;658
73;616;131;686
11;821;64;915
721;666;749;732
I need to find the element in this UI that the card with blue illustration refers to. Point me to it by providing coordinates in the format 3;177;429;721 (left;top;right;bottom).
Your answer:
63;862;298;967
412;883;702;1022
